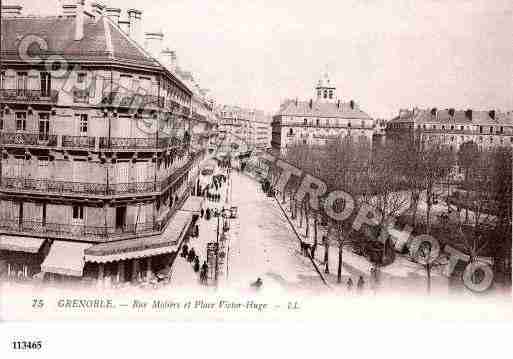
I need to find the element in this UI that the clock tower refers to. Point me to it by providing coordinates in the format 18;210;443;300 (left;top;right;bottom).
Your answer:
315;72;337;103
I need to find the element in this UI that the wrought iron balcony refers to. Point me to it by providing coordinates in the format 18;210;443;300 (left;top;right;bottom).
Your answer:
62;135;95;149
0;132;58;147
98;136;183;150
0;89;59;104
1;177;108;195
100;92;164;109
0;218;160;241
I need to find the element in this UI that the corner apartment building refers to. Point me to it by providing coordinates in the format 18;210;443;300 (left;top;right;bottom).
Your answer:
0;2;207;283
271;73;374;156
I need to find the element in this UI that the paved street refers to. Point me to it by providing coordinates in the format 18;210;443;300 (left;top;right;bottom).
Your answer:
171;166;327;294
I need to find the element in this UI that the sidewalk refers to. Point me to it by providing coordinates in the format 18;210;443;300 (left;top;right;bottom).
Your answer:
170;166;233;289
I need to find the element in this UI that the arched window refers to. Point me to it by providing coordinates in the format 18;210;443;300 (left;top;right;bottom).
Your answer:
323;90;327;99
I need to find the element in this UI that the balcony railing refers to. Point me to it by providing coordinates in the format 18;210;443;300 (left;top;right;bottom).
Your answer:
62;135;95;149
0;132;58;146
0;89;59;104
98;136;184;150
100;92;164;109
73;89;90;104
0;155;197;197
0;218;160;241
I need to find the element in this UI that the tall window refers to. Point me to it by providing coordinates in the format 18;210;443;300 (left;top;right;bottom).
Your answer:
323;90;327;99
38;113;50;140
316;119;319;126
329;90;333;99
16;72;28;96
15;112;26;132
72;205;84;220
0;71;5;90
79;114;88;135
0;113;3;131
40;72;52;97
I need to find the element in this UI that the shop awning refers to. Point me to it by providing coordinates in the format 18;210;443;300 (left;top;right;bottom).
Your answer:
180;196;204;214
0;235;46;254
84;211;193;263
41;241;92;277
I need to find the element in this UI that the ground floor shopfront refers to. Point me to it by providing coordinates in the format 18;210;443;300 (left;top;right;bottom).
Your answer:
0;196;204;287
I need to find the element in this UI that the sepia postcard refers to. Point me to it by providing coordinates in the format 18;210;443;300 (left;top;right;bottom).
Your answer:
0;1;512;352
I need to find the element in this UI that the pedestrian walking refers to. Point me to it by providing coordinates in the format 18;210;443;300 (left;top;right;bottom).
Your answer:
188;248;196;263
200;208;204;218
347;277;353;291
181;244;189;258
206;208;211;220
357;276;365;291
193;257;200;273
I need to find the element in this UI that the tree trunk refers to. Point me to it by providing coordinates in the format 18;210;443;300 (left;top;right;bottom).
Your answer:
337;233;343;284
426;262;431;295
324;238;330;274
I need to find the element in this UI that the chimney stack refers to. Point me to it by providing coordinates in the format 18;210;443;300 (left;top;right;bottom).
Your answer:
430;107;437;116
309;99;313;109
448;108;455;117
127;9;143;45
337;99;340;108
161;48;177;72
74;0;85;41
465;109;473;120
489;110;496;120
62;2;78;17
144;31;164;59
350;100;355;110
1;5;23;17
118;19;130;34
91;2;105;16
105;7;121;23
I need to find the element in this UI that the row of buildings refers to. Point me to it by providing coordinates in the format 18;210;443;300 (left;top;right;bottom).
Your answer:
216;105;272;154
0;1;217;283
271;72;513;156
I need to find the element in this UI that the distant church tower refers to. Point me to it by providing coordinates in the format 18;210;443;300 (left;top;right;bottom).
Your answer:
315;72;336;103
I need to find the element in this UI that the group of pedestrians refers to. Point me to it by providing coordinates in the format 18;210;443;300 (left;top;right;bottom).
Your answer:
181;243;209;284
346;276;365;292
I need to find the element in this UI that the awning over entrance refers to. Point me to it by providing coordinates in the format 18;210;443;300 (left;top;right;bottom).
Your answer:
0;235;46;254
180;196;204;214
84;211;193;263
41;241;92;277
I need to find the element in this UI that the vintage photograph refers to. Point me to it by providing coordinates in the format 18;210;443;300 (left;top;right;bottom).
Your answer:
0;0;511;323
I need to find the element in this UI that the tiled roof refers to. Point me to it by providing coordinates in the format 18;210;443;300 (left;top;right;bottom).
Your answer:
0;15;159;68
391;109;513;126
275;99;371;120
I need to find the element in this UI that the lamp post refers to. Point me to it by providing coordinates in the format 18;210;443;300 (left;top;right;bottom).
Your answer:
215;207;230;284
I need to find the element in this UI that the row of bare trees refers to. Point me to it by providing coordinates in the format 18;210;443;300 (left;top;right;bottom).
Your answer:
276;133;511;288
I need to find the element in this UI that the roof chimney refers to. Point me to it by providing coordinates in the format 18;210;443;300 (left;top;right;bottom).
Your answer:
105;7;121;23
161;48;177;72
350;100;355;110
118;19;130;34
430;107;437;116
1;5;23;17
91;2;105;16
144;31;164;59
448;108;455;117
309;99;313;109
465;109;473;120
74;0;85;41
489;110;496;120
127;9;143;46
62;2;78;17
337;99;340;108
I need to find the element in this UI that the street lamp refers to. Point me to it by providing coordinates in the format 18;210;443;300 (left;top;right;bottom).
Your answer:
215;207;230;283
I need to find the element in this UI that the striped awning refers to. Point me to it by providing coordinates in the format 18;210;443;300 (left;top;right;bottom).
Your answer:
41;241;92;277
0;235;45;254
85;211;193;263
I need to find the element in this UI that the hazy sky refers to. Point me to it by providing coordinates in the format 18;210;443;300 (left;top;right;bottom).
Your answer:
11;0;513;118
